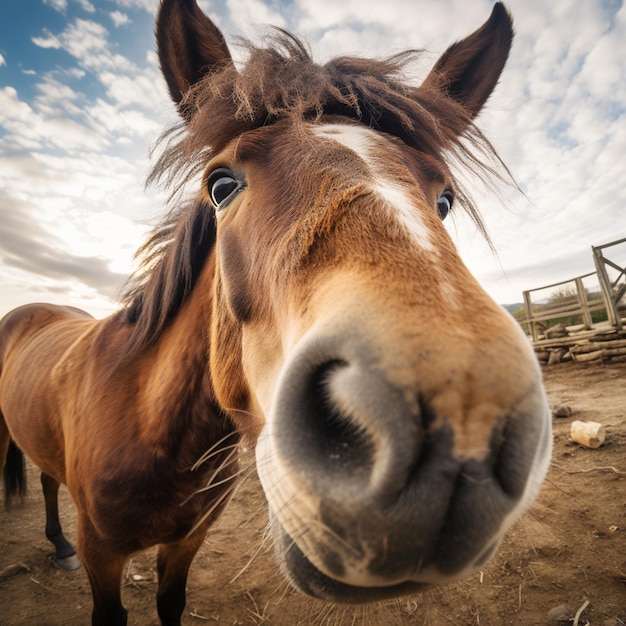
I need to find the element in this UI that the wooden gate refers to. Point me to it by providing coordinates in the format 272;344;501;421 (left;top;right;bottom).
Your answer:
521;237;626;344
592;237;626;331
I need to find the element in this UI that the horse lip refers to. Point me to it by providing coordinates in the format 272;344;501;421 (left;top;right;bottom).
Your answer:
274;520;430;603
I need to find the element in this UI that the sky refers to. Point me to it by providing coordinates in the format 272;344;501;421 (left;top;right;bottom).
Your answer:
0;0;624;319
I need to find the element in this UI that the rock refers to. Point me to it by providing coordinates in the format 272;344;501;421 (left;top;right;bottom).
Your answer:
546;604;573;623
0;562;30;582
552;405;573;418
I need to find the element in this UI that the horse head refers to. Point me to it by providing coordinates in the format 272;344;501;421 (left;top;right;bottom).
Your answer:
154;0;551;603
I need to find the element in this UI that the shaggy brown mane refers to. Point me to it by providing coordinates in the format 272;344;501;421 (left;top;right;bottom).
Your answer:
120;30;509;357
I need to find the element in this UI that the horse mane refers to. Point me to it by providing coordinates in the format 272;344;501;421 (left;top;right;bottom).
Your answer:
119;30;509;358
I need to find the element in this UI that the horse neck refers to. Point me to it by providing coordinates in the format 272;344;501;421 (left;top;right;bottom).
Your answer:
132;255;231;457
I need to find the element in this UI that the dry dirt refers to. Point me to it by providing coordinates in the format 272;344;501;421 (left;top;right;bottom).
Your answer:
1;361;625;626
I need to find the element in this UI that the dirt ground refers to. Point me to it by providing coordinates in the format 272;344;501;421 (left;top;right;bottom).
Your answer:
1;361;625;626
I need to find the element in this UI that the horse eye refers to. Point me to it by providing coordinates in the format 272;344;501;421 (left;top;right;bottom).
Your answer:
437;192;453;220
208;169;240;208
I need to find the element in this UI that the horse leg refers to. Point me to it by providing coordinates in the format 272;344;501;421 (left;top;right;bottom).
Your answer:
77;513;128;626
0;419;7;465
41;472;81;570
156;532;207;626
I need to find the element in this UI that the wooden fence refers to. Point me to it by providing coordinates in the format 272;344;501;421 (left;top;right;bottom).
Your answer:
522;272;606;343
520;237;626;364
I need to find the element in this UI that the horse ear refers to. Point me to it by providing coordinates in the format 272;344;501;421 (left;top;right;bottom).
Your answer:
157;0;233;116
422;2;513;119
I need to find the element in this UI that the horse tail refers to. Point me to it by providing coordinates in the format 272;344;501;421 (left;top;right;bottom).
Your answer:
3;439;27;508
0;309;28;507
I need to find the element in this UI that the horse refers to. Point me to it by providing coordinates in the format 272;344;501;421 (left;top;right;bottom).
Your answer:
0;0;552;624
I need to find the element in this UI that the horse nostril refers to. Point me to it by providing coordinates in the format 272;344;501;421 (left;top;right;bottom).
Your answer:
273;347;422;508
301;360;375;477
492;403;551;500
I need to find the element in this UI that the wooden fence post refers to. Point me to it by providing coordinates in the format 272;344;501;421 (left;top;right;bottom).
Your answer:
575;277;593;329
592;243;624;330
523;290;537;341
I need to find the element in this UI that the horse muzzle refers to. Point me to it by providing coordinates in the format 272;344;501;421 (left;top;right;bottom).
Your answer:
255;317;552;602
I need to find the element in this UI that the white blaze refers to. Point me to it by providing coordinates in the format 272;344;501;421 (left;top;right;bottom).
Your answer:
312;123;434;252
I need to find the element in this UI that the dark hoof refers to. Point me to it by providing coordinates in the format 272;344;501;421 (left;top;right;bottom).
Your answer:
56;554;81;571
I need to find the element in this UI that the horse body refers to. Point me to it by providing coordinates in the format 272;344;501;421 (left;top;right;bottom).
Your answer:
1;296;237;624
1;1;552;624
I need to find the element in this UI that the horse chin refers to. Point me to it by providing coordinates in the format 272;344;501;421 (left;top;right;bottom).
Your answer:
271;520;430;604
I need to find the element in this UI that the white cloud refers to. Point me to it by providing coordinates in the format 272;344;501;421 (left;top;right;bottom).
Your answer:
0;88;40;146
2;0;625;316
293;0;492;56
1;5;168;316
0;144;156;311
76;0;96;12
8;13;170;157
86;98;162;141
110;10;131;27
61;19;112;64
33;18;136;72
98;70;168;111
227;0;287;31
43;0;68;12
0;191;128;302
111;0;156;13
32;30;63;49
440;0;626;303
35;77;81;115
63;67;86;80
43;0;96;12
0;53;6;67
0;86;109;153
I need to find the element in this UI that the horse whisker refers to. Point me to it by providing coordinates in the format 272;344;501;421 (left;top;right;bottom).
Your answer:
185;481;238;539
185;458;260;538
199;445;238;484
192;441;241;471
191;431;240;471
221;406;263;421
192;463;255;498
229;526;272;585
278;510;363;562
180;449;250;507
